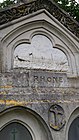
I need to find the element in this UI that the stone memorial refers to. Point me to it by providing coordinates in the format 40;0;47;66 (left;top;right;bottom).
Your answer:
0;0;79;140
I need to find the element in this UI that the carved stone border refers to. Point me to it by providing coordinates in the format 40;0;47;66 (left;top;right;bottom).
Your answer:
0;0;79;38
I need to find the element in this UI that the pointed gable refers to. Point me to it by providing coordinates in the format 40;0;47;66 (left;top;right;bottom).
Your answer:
0;0;79;38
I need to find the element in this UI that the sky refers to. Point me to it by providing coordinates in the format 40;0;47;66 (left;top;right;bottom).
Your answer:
77;0;79;2
0;0;79;3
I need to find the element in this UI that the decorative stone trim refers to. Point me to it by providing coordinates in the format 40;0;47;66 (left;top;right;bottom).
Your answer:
0;0;79;38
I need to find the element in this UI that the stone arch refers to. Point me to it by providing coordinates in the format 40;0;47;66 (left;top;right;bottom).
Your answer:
4;27;71;73
65;106;79;140
1;10;78;76
55;44;74;75
68;117;79;140
30;30;55;47
0;121;33;140
0;106;53;140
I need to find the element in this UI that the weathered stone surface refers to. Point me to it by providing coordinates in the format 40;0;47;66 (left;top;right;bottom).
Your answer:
0;69;68;88
0;69;79;111
0;69;79;140
0;2;79;140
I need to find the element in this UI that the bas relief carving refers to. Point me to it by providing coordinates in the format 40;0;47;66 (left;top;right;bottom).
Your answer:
48;104;66;131
14;35;69;72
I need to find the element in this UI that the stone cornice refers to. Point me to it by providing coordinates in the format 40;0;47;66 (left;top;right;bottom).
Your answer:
0;0;79;38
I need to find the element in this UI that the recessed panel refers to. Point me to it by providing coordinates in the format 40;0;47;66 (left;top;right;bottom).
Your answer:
14;35;69;71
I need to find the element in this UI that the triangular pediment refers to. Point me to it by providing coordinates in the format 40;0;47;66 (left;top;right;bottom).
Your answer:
0;0;79;39
0;0;79;77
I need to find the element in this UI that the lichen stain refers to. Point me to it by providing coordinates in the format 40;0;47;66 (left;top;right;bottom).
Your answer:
0;91;7;95
0;99;50;106
0;100;27;106
0;99;78;106
0;85;13;88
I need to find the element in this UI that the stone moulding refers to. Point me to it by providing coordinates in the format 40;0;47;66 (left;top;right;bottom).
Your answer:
0;0;79;38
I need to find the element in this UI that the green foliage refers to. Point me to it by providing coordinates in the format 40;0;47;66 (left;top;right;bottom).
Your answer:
0;0;15;8
0;0;79;22
55;0;79;22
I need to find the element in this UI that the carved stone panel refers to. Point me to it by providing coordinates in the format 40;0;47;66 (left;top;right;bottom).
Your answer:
14;35;69;72
0;69;68;88
48;104;66;131
30;70;68;87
